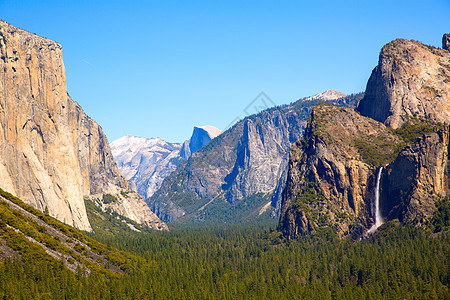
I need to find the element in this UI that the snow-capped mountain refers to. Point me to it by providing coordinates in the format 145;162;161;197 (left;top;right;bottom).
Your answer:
305;90;347;101
111;126;222;199
110;135;183;199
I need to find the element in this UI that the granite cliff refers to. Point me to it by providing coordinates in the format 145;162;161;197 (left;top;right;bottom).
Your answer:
180;125;223;159
279;35;450;238
357;37;450;128
278;104;404;238
382;126;449;225
359;35;450;228
0;21;166;231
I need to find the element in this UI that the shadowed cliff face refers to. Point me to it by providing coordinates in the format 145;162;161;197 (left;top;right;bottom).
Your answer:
357;38;450;129
278;105;404;238
382;128;450;225
187;126;223;154
443;33;450;51
0;21;166;231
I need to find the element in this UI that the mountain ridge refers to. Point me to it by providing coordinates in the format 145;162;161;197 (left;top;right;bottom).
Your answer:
149;92;362;223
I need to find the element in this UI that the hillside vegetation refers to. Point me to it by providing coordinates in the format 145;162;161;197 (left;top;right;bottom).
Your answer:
0;190;448;299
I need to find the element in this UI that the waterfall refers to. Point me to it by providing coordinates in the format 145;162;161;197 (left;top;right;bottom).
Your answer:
367;167;383;234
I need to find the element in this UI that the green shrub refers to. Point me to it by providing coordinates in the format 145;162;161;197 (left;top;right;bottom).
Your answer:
67;257;75;264
102;194;117;204
353;138;404;166
393;119;441;144
74;243;87;254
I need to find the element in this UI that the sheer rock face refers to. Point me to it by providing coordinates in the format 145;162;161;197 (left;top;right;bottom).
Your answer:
278;105;404;238
0;21;166;231
223;114;296;203
357;38;450;129
179;125;222;159
382;128;450;225
186;126;222;155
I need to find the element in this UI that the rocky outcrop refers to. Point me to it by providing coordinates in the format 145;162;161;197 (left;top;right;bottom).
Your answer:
355;35;450;229
188;126;222;154
382;127;449;225
280;35;450;239
357;38;450;129
179;125;222;159
0;21;166;231
278;104;404;238
149;93;362;223
179;140;191;160
443;33;450;51
87;191;168;230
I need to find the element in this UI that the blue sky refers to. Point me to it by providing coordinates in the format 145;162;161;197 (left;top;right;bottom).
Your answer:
2;1;449;142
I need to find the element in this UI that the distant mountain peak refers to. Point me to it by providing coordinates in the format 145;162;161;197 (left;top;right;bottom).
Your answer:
111;125;221;200
195;125;223;139
180;125;222;159
189;125;222;153
305;90;347;101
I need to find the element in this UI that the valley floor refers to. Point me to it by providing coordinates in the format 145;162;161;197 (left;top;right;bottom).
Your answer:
1;221;448;299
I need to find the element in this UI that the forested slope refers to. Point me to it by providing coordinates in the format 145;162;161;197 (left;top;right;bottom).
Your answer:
1;189;447;299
